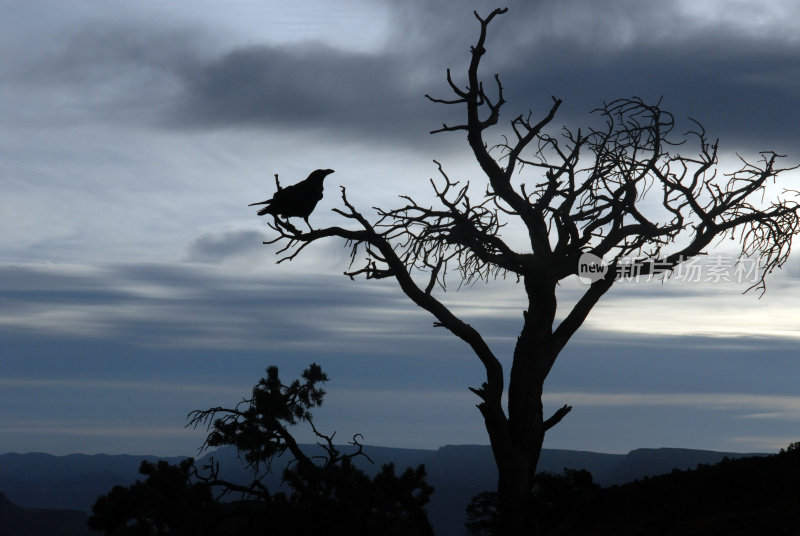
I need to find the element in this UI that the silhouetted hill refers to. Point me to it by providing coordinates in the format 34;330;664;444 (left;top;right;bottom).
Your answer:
609;447;760;485
0;446;769;536
0;491;95;536
551;446;800;534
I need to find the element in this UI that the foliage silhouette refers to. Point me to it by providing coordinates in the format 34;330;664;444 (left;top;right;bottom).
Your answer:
553;442;800;535
89;364;434;535
87;458;218;535
258;7;800;534
465;468;600;535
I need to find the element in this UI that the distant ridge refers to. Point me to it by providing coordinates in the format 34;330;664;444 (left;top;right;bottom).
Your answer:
0;446;768;536
0;452;185;515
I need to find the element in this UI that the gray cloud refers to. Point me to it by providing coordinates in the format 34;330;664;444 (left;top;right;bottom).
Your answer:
2;21;202;128
187;229;265;263
3;259;799;454
0;262;448;354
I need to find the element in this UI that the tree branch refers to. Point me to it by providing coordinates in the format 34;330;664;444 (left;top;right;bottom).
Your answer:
543;404;572;431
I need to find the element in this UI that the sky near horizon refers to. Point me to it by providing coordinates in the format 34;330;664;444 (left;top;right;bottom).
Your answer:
2;0;800;457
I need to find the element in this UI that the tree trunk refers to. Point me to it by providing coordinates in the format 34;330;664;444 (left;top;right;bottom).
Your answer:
492;377;546;534
477;378;543;534
494;433;543;534
490;278;556;534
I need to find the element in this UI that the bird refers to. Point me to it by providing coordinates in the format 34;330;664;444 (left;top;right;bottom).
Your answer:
249;169;334;230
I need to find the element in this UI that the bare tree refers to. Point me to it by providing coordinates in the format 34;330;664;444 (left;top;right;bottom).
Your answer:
258;8;800;533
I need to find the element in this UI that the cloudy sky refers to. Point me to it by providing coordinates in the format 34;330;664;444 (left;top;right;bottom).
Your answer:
2;0;800;457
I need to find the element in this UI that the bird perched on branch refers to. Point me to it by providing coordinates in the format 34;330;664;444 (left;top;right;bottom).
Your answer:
249;168;334;231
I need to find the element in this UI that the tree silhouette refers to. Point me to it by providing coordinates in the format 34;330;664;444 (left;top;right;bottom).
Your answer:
260;8;800;533
187;363;434;535
88;458;219;535
89;364;434;535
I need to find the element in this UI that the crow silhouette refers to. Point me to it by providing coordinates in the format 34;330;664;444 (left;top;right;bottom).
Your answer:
249;169;334;230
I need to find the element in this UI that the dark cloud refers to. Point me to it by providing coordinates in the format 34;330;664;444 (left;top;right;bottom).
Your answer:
161;0;800;153
398;1;800;153
169;44;427;137
9;1;798;152
494;37;800;154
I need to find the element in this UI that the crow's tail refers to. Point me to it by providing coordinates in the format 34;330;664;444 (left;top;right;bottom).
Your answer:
249;199;276;216
256;205;277;217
